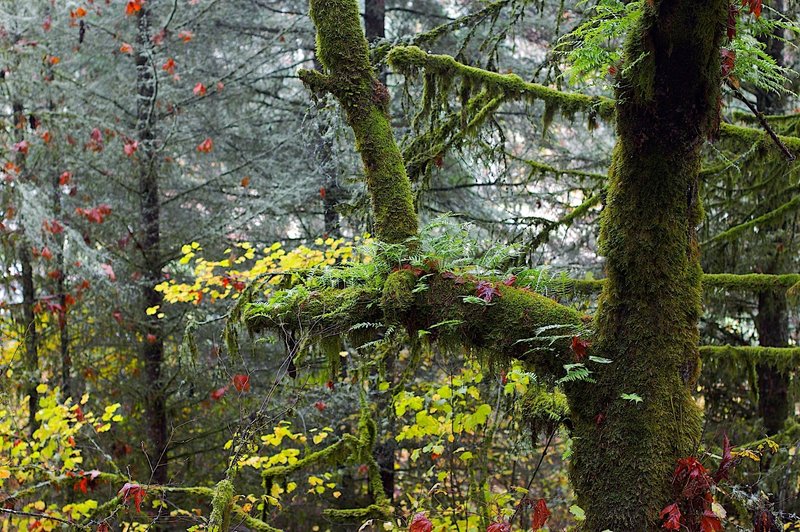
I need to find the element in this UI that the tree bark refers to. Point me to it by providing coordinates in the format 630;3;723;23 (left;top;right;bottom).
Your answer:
753;1;790;436
136;7;168;485
568;0;726;528
12;101;39;436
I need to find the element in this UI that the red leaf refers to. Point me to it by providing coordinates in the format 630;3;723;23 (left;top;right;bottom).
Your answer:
486;521;511;532
76;204;112;223
660;503;682;530
74;477;89;494
120;43;134;54
531;498;551;530
674;456;711;498
314;400;327;412
232;374;250;392
713;433;738;482
701;509;723;532
178;30;193;42
570;336;590;360
721;49;736;78
123;140;138;156
727;3;739;40
12;140;29;154
59;171;72;185
326;380;335;390
193;82;207;96
475;280;501;302
210;386;227;400
502;275;517;286
118;482;146;512
196;137;213;153
112;310;123;324
125;0;144;16
162;57;176;74
97;523;110;532
409;512;433;532
101;263;116;281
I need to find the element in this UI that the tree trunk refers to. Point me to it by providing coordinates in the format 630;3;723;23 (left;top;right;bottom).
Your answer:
12;102;39;436
136;7;168;485
756;290;790;433
568;0;725;528
753;2;790;435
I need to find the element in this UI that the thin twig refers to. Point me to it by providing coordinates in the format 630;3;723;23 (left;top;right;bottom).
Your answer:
727;82;796;161
510;428;557;525
0;508;86;528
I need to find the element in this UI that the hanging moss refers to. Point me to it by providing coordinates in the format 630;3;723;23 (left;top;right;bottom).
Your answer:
387;46;616;122
521;386;570;437
298;0;418;245
702;195;800;246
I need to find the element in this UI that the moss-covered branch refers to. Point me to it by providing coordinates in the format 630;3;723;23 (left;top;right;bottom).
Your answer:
530;273;800;296
247;270;586;377
388;45;616;121
699;345;800;371
701;194;800;246
718;122;800;159
298;0;417;244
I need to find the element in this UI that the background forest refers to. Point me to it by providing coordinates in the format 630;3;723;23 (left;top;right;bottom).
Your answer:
0;0;799;530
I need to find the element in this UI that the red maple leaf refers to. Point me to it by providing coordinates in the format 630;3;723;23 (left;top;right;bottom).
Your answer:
409;512;433;532
742;0;762;18
674;457;711;498
531;498;551;530
660;503;682;530
475;280;501;302
118;482;146;512
232;374;250;392
193;82;207;96
570;336;590;359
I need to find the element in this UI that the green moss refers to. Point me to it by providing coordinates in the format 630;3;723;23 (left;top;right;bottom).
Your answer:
300;0;417;245
208;479;234;531
702;273;800;291
702;195;800;246
567;0;727;527
380;270;417;317
699;345;800;372
719;122;800;159
521;386;570;437
387;46;616;122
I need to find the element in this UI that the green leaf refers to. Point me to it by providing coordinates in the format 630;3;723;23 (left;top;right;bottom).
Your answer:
620;393;643;403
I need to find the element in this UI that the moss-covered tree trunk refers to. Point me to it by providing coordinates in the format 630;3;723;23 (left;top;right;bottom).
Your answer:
567;0;725;529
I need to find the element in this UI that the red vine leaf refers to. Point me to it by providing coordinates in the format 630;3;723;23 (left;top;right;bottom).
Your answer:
409;512;433;532
531;498;551;530
660;503;681;530
118;482;146;512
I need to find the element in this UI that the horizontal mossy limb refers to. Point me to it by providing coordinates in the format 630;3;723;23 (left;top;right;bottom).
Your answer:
538;273;800;296
702;195;800;247
387;46;616;120
699;345;800;371
323;503;394;521
230;504;283;532
718;122;800;158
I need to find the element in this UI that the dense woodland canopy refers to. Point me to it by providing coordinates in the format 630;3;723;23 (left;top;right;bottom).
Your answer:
1;0;799;530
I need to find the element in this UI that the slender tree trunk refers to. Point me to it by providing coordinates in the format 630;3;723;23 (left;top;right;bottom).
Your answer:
753;3;790;435
568;0;725;528
136;7;168;485
12;102;39;436
53;167;70;398
756;291;789;433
